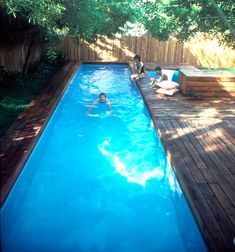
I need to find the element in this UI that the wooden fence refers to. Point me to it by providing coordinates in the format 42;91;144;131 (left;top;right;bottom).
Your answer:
0;43;42;72
0;35;234;72
58;35;235;68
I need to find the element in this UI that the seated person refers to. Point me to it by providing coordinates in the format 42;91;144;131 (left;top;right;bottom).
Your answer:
150;66;179;96
131;54;145;80
87;92;112;114
150;66;168;86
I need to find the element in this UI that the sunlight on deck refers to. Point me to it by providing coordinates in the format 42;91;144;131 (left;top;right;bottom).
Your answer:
198;108;219;118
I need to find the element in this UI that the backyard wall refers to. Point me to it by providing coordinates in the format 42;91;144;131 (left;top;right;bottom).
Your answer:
0;42;42;72
1;35;234;72
58;35;235;68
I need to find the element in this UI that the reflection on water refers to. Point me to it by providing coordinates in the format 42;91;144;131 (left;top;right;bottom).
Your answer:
98;139;165;186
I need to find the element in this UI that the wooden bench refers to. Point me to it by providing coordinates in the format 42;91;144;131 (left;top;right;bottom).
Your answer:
179;69;235;98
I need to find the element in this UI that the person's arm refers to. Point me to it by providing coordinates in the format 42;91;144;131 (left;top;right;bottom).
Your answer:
87;99;98;114
150;77;157;87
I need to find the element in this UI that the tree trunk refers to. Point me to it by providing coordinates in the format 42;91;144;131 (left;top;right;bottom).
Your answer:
22;33;33;76
22;28;43;75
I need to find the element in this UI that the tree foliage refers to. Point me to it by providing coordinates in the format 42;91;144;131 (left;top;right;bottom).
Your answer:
63;0;135;42
139;0;235;48
3;0;135;44
0;0;136;73
2;0;235;50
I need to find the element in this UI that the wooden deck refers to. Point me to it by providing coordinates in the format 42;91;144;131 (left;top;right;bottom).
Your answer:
137;76;235;251
0;60;80;205
0;61;234;251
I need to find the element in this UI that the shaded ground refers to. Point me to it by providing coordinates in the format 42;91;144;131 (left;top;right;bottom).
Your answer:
0;62;60;136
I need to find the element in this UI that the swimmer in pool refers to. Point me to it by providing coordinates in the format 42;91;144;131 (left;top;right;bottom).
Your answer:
87;93;112;115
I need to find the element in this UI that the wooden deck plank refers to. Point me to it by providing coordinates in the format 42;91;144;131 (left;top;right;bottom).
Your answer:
214;175;235;207
199;121;235;163
198;183;235;245
163;120;207;183
211;121;235;146
224;174;235;191
205;120;235;154
190;120;235;174
223;120;235;143
209;183;235;226
230;119;235;126
184;121;232;175
170;119;217;183
178;120;235;204
176;120;223;177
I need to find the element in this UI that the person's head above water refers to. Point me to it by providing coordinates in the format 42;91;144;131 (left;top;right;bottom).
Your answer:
99;92;107;102
87;92;112;114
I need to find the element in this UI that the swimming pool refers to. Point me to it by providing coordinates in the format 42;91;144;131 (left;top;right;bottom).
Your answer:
1;64;206;251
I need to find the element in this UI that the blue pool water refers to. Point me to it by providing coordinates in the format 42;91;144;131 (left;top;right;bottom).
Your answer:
1;64;206;252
